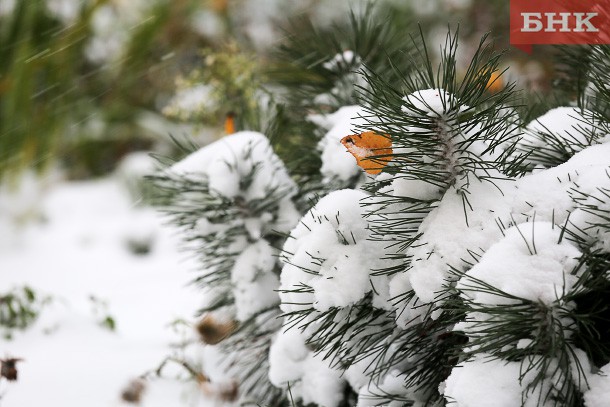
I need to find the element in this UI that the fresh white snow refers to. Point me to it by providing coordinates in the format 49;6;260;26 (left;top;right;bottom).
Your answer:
0;177;212;407
279;189;384;313
314;106;368;183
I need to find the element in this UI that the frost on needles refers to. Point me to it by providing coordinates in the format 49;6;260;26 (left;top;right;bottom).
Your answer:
150;14;610;407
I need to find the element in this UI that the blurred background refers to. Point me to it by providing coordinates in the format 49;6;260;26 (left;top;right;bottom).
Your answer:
0;0;560;405
0;0;557;186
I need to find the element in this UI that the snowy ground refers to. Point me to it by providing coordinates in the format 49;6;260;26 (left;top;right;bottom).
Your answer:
0;177;214;406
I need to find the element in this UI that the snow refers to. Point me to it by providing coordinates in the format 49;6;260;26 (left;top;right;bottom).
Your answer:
231;241;280;322
300;355;346;407
445;350;592;407
170;131;296;206
46;0;82;24
268;320;346;407
191;10;226;40
584;363;610;407
391;176;443;200
167;130;299;327
274;187;404;405
392;174;511;308
527;107;591;140
117;151;158;179
85;5;128;64
279;189;384;312
568;169;610;252
323;50;360;71
395;88;509;193
357;370;414;407
315;106;368;182
395;141;610;310
85;0;158;64
310;48;368;108
275;87;610;404
234;0;284;50
457;222;582;305
268;323;310;386
518;107;596;161
444;355;544;407
163;84;216;120
0;0;15;16
0;178;209;406
0;171;58;250
401;88;464;118
388;272;424;328
116;151;159;205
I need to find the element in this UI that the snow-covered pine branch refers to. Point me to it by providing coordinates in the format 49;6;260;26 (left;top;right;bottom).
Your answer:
150;131;299;404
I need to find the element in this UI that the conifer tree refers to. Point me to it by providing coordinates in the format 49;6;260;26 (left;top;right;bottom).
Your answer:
152;5;610;407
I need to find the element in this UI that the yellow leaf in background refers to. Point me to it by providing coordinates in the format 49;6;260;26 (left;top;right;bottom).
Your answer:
341;131;393;175
211;0;229;13
224;112;235;135
486;70;503;93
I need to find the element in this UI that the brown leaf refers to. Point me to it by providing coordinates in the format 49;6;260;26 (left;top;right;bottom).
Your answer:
341;131;393;175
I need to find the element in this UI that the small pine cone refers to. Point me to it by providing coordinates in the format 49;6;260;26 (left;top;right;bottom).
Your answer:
120;378;146;404
201;380;239;402
195;314;236;345
217;380;239;402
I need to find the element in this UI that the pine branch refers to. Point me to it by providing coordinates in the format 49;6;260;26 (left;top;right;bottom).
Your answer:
266;4;418;205
359;30;525;191
449;247;600;407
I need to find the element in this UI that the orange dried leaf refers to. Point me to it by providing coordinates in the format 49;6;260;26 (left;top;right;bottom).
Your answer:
224;113;235;135
340;131;392;175
486;71;503;93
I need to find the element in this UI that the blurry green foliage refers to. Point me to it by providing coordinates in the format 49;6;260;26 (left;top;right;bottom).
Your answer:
164;42;265;130
0;286;49;339
89;294;116;331
0;0;565;184
0;0;211;181
0;0;93;179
